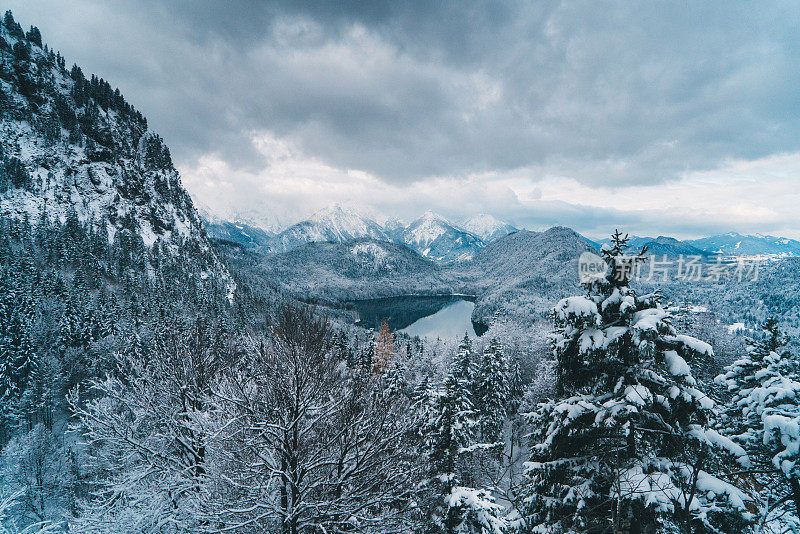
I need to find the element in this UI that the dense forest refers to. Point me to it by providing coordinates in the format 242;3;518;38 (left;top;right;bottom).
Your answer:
2;9;800;534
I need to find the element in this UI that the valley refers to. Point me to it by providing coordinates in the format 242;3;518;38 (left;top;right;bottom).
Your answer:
0;7;798;534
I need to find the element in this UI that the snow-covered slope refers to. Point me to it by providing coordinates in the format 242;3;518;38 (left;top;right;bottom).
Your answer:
255;238;459;301
268;205;389;252
399;211;484;262
0;18;231;289
687;232;800;257
596;235;710;257
204;219;274;253
462;214;518;242
382;216;406;242
471;227;591;285
467;226;596;320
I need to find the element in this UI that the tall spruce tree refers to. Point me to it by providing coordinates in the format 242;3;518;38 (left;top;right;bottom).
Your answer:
474;338;509;444
716;318;800;529
419;368;508;534
521;231;753;533
453;334;474;387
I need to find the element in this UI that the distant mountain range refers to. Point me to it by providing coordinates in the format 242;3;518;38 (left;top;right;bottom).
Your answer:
597;233;800;258
206;206;518;263
685;233;800;257
205;205;800;263
269;205;389;253
596;236;711;257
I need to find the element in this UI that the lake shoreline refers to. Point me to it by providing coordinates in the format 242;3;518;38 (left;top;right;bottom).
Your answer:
341;295;487;338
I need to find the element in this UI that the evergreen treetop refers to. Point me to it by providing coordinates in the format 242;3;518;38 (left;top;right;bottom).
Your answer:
522;231;753;533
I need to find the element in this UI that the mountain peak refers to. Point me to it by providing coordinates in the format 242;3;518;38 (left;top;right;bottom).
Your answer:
417;210;448;223
269;204;387;252
401;211;483;262
310;203;356;221
462;213;517;242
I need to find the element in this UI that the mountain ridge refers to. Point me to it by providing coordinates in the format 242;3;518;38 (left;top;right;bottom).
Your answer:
0;14;233;295
462;213;518;242
252;205;494;262
398;210;484;262
687;232;800;257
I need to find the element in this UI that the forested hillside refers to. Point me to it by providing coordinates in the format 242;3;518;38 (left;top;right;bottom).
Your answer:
1;8;799;534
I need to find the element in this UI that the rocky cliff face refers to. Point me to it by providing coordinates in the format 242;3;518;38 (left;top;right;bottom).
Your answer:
0;12;231;292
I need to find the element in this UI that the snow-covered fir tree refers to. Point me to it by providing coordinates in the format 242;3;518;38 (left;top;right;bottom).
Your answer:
453;334;475;393
716;318;800;530
383;358;410;397
0;258;38;444
521;231;753;533
506;357;524;417
474;338;509;445
417;351;508;533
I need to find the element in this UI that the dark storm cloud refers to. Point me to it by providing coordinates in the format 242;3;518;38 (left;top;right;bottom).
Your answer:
7;0;800;237
10;0;800;185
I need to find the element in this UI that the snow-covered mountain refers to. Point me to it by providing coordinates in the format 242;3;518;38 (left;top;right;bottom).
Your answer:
687;232;800;257
268;205;389;253
382;216;407;242
204;219;274;253
461;214;518;242
641;236;712;257
256;237;456;302
0;19;232;290
593;232;800;259
399;211;484;262
263;207;485;262
597;235;710;257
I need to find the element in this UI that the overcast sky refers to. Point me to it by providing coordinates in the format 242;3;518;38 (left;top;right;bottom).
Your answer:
9;1;800;238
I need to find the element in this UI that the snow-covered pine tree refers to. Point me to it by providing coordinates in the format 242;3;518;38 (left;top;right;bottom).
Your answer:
0;269;37;443
383;358;409;397
418;356;508;533
506;357;524;417
453;333;476;409
423;371;477;497
334;330;354;367
474;338;509;445
454;333;474;381
355;339;375;376
521;231;753;533
716;318;800;528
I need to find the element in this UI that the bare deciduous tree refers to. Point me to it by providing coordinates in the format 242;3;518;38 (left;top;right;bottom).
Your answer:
214;305;420;533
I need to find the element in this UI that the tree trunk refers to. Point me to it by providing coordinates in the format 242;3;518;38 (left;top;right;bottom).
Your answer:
789;476;800;519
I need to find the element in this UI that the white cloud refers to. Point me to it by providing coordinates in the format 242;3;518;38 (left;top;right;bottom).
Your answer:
11;1;800;238
183;131;800;239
